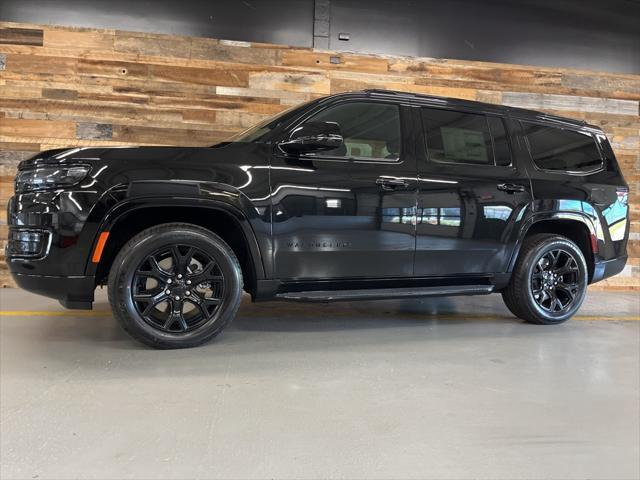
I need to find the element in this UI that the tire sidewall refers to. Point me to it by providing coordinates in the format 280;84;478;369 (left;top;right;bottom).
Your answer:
523;238;588;323
111;228;242;347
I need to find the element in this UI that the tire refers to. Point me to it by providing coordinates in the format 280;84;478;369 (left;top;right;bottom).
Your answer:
502;234;588;325
108;223;243;349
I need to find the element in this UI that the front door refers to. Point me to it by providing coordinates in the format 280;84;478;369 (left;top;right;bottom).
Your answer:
414;106;533;276
270;100;418;280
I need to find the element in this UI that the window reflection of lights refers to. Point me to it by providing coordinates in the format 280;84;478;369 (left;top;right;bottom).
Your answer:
54;148;82;159
240;165;314;172
603;189;628;241
417;207;461;226
250;185;351;202
237;168;253;189
608;220;627;241
378;175;458;185
238;165;316;190
326;199;342;208
381;207;415;224
419;177;458;184
67;192;82;210
91;165;108;178
270;166;315;172
483;205;513;221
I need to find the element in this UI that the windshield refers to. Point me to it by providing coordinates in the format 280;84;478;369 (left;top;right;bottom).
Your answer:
227;99;318;143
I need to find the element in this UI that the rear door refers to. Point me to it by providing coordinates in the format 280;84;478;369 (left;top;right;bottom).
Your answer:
414;106;533;276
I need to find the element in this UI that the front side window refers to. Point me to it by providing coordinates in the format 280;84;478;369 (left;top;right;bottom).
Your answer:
422;108;497;166
303;102;402;160
522;122;603;173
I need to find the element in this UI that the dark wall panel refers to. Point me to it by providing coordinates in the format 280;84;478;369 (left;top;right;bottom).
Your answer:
1;0;637;73
0;0;315;47
329;0;640;74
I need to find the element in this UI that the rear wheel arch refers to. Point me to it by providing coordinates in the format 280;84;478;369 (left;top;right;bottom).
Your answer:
502;233;588;324
90;202;264;296
511;215;596;282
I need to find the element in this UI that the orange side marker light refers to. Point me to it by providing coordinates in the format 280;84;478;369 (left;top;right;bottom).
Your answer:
92;231;110;263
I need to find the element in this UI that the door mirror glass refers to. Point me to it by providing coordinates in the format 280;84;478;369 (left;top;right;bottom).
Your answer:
279;121;344;154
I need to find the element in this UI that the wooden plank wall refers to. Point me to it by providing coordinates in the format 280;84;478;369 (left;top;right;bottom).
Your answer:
0;21;638;289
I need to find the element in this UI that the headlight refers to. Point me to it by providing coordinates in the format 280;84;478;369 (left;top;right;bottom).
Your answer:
15;165;90;193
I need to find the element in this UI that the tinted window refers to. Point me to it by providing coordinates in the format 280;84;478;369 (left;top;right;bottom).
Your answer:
422;108;494;165
523;122;602;173
306;102;402;160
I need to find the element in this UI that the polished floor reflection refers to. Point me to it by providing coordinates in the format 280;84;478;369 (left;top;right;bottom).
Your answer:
1;289;639;480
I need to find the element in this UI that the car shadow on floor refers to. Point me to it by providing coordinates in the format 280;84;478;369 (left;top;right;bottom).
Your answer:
4;295;583;379
230;297;518;333
26;295;533;350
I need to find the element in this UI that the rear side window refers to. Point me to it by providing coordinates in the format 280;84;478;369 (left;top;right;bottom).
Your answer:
421;108;511;166
522;122;603;173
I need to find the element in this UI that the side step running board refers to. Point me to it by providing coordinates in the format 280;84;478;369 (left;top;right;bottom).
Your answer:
275;285;494;302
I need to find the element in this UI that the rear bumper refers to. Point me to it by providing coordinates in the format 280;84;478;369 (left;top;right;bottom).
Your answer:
591;256;627;284
10;272;95;309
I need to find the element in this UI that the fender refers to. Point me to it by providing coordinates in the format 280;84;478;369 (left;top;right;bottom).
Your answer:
507;208;600;273
83;180;269;280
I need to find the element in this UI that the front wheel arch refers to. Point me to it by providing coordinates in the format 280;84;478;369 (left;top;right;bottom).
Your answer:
90;202;263;296
108;223;243;348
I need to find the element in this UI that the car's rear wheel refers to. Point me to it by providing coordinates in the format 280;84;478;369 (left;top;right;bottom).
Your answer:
502;234;588;325
108;223;243;349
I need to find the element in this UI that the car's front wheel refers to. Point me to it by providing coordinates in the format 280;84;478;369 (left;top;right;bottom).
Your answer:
108;223;243;349
502;234;588;325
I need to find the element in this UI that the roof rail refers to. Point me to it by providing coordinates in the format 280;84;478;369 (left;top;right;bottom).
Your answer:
363;89;412;96
536;112;587;126
362;89;589;127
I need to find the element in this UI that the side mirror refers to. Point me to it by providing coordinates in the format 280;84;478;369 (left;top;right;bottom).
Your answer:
279;121;343;154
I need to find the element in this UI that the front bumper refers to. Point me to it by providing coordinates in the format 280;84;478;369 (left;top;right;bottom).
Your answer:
6;189;105;309
10;272;95;309
6;190;102;277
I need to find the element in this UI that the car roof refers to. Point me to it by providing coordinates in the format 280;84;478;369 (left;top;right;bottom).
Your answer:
323;89;601;132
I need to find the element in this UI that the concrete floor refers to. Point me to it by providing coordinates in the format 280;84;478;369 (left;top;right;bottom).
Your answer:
0;288;638;480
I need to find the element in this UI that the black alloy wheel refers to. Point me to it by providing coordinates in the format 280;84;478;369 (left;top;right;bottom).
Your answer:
530;248;581;314
132;245;225;333
108;223;243;349
502;234;588;325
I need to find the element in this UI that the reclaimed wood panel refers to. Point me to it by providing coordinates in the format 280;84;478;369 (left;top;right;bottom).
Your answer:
0;21;638;289
0;27;43;46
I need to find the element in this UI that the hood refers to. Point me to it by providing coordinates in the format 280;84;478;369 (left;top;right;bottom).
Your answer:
18;147;120;169
17;145;223;170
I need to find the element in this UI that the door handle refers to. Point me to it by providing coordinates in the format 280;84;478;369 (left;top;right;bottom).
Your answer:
376;177;409;190
497;183;526;194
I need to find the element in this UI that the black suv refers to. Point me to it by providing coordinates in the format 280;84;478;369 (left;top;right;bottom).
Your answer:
7;90;629;348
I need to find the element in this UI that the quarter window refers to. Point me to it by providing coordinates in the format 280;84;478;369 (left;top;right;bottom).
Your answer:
304;102;402;160
522;122;603;173
421;108;510;166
